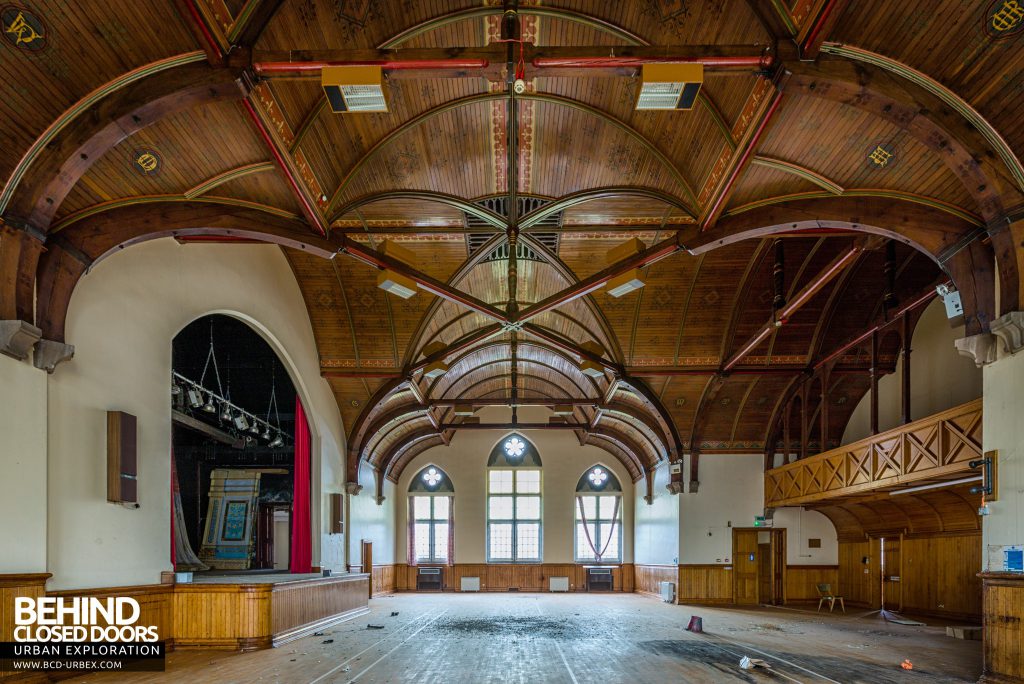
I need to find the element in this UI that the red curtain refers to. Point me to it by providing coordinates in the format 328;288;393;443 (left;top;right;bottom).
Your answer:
290;396;312;573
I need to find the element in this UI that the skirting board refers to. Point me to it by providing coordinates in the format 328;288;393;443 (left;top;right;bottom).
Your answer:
273;606;371;647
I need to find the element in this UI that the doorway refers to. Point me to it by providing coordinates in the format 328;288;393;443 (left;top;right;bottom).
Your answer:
361;540;373;598
880;536;902;611
734;528;786;605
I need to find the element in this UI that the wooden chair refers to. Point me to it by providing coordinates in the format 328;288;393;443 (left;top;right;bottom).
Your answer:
816;583;845;613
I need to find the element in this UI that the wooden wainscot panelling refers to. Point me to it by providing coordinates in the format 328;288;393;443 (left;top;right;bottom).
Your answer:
371;564;396;597
785;565;839;603
901;533;981;620
395;564;630;593
839;540;879;608
1;574;51;679
981;572;1024;684
46;584;174;653
271;575;371;646
634;565;678;601
173;583;272;651
677;565;734;604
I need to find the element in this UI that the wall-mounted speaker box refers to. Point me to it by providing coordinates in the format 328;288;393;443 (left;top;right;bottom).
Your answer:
107;411;138;503
330;493;344;534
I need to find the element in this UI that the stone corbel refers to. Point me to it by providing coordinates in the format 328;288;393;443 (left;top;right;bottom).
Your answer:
344;482;362;496
374;495;386;506
687;480;700;494
665;481;684;495
990;311;1024;355
0;320;41;360
954;333;997;367
643;494;654;505
32;339;74;373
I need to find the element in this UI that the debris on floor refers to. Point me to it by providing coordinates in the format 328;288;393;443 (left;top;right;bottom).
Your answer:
312;631;324;636
901;659;914;670
946;625;982;640
685;616;703;633
367;624;385;629
739;656;771;670
321;639;334;644
390;611;400;616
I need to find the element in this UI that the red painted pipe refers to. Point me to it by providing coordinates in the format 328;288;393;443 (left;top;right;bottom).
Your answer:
242;99;327;236
703;89;783;229
531;54;774;70
814;286;941;370
253;59;490;75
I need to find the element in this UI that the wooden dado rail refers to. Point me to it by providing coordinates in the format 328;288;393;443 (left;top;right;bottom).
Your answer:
384;563;635;593
0;573;370;658
765;399;982;507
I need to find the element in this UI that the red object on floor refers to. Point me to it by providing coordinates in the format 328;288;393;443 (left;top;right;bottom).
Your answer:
902;659;914;670
290;397;312;573
686;616;704;633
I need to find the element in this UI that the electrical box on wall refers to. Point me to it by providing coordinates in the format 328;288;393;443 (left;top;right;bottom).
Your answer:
107;411;138;504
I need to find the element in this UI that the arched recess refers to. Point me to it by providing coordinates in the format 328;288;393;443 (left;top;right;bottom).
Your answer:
33;202;341;342
687;195;997;334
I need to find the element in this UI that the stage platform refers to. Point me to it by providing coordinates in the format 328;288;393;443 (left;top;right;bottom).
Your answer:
172;571;371;650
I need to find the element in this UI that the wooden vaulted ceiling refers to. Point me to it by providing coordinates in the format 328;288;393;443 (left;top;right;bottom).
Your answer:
2;0;1023;490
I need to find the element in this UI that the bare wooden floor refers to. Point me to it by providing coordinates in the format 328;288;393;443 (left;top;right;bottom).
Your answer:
79;593;981;683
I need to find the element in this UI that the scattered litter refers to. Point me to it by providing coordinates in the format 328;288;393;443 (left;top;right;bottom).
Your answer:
390;611;400;616
290;659;296;662
341;666;351;673
367;624;385;630
322;639;334;644
887;617;926;626
313;631;324;636
685;616;703;633
739;656;771;670
901;659;914;670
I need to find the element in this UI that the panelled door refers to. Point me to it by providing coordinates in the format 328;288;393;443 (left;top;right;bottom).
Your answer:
733;529;760;605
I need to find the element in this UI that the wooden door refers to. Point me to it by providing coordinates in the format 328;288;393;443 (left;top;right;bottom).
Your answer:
733;529;760;605
361;540;373;598
253;504;275;569
882;536;902;611
757;544;771;603
770;529;786;605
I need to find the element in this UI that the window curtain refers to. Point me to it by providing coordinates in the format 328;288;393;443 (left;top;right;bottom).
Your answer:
447;497;455;565
576;496;620;562
170;452;176;568
407;496;417;567
290;396;312;573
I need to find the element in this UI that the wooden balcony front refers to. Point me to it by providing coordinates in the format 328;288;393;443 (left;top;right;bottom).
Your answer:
765;399;982;508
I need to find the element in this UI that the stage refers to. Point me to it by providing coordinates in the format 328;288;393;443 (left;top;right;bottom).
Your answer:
171;571;371;650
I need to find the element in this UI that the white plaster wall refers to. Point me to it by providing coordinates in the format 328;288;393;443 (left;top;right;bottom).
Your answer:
349;460;397;566
842;299;981;444
45;239;346;589
772;507;838;565
982;349;1024;568
393;406;635;564
679;453;763;564
633;461;678;565
0;353;48;572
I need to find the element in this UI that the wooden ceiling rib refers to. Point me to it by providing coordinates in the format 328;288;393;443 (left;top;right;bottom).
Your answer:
5;0;1015;486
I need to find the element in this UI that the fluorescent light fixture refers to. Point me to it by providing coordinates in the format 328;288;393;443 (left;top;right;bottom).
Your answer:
322;66;387;113
889;476;982;496
422;361;448;379
636;63;704;111
377;269;417;299
551;405;574;416
579;341;607;378
453;404;476;417
607;269;645;297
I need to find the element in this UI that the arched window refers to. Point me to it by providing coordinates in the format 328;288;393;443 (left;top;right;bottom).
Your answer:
408;466;453;565
486;434;542;562
575;465;622;563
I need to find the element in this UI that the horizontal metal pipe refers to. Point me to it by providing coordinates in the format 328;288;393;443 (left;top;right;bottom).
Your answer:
253;59;490;74
531;54;774;69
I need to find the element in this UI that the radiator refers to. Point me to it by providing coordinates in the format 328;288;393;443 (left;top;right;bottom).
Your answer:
460;576;481;592
549;576;570;592
660;581;676;603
